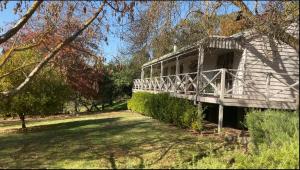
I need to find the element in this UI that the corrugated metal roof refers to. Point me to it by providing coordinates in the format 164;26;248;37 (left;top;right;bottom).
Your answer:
142;34;245;67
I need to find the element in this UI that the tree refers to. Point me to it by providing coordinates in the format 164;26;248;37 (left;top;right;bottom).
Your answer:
64;59;105;112
229;1;299;51
108;52;149;99
122;1;298;60
0;50;72;129
219;12;249;36
0;1;136;98
0;1;43;44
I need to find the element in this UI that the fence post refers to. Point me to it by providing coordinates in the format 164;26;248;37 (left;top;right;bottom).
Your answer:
218;68;226;134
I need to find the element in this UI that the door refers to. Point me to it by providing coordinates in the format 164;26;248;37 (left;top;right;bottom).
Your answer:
216;52;234;95
216;52;234;69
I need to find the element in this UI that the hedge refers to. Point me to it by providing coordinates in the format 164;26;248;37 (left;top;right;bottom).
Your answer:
128;92;203;131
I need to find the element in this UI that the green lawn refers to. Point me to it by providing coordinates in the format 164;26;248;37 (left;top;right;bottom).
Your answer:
0;111;226;169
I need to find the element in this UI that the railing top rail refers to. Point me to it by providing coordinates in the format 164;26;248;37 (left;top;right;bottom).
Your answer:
134;68;299;81
227;69;299;76
202;69;222;73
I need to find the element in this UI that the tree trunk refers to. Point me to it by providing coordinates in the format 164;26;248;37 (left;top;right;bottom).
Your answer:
74;100;78;113
19;113;26;129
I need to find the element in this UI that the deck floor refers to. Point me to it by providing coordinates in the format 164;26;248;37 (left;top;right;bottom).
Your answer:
133;89;298;110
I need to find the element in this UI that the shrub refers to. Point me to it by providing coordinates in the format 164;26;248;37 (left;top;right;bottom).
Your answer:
188;109;299;169
191;139;299;169
245;109;299;151
128;92;203;131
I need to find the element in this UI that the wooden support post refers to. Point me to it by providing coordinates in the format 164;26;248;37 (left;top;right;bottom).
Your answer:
218;105;224;133
175;57;180;92
160;62;164;91
218;68;226;134
141;67;144;79
160;61;164;77
176;57;180;75
196;46;204;104
149;66;153;90
150;65;153;79
197;101;202;113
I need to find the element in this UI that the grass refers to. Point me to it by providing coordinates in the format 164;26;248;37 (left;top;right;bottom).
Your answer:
103;100;128;112
0;110;228;169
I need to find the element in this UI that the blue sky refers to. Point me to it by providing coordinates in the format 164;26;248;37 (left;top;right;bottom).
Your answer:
0;1;255;61
0;1;120;61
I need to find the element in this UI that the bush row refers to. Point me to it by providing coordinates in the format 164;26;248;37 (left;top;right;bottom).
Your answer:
128;92;203;131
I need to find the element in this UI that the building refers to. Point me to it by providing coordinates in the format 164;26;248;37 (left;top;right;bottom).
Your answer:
132;27;299;132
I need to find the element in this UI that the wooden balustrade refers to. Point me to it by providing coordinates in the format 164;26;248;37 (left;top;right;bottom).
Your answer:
133;69;299;103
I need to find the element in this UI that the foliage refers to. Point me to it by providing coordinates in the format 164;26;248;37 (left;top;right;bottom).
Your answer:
0;1;137;97
189;137;298;169
107;53;149;100
0;50;73;127
219;12;249;36
5;71;72;116
190;135;299;169
151;30;174;58
187;109;299;169
128;92;203;131
246;109;299;151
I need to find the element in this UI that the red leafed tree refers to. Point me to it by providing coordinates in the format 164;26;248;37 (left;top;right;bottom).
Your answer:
0;1;136;98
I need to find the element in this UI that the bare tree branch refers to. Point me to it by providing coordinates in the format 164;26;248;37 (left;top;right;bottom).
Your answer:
69;44;101;61
254;0;259;15
231;1;254;17
107;1;124;13
0;38;45;68
0;1;106;97
0;62;39;79
0;1;43;44
0;45;15;68
14;39;44;51
231;0;299;52
210;1;222;16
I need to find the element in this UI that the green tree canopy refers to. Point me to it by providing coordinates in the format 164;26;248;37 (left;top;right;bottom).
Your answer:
0;50;73;128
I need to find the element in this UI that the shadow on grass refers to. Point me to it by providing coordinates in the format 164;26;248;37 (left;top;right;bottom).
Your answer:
0;113;218;169
102;100;128;112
